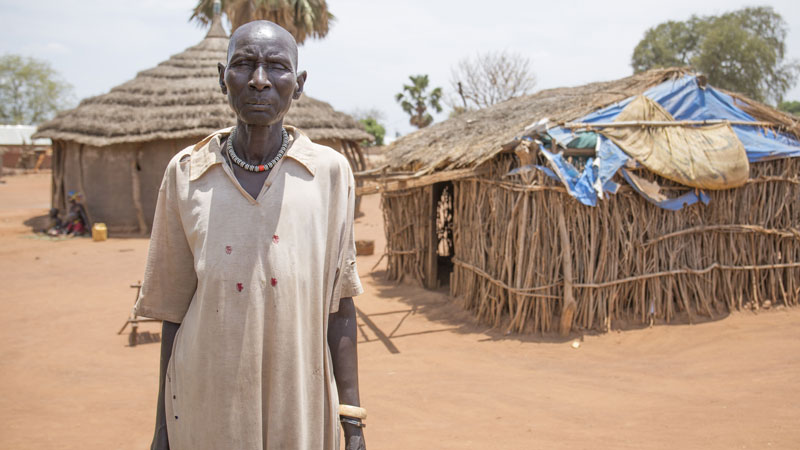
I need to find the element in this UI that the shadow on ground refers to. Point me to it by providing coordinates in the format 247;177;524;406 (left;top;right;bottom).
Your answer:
360;269;735;351
23;214;50;232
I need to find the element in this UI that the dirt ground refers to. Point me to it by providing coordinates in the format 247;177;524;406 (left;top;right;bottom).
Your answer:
1;172;799;449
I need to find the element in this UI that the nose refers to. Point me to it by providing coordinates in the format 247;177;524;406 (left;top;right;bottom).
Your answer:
249;65;271;91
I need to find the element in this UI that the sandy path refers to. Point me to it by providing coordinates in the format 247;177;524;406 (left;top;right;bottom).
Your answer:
0;173;798;449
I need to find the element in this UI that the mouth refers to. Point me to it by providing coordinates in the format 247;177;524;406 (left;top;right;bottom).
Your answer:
246;102;271;111
246;96;272;103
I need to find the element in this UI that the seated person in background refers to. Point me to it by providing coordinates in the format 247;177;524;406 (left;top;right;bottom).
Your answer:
48;191;90;236
46;208;65;235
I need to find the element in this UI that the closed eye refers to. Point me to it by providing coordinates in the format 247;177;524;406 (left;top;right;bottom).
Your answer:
269;62;290;71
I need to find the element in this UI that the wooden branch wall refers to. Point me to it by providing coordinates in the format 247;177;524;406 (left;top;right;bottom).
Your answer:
384;154;800;335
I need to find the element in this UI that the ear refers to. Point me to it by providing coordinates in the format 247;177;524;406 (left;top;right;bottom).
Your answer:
217;63;227;95
293;70;307;100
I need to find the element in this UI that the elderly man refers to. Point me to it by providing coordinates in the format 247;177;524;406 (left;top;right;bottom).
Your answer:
135;20;366;450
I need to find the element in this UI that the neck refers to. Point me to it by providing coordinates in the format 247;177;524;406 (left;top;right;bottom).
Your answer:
233;121;285;164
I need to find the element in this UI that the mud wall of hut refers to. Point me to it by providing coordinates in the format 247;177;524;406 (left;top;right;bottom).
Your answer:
382;157;800;334
51;137;198;234
51;136;368;234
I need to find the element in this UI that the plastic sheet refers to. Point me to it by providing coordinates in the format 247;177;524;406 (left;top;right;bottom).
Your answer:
536;74;800;210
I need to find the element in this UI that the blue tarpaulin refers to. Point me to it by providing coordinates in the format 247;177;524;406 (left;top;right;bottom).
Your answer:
531;75;800;209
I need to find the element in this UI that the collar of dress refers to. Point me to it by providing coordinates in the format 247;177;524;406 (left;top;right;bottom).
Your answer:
188;125;316;181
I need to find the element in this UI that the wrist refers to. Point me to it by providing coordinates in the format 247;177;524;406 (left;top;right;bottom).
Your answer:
339;404;367;439
342;421;364;437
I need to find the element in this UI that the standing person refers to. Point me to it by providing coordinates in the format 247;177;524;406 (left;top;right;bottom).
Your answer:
135;20;366;450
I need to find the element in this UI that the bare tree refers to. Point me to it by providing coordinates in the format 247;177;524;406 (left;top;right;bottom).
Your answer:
450;50;537;110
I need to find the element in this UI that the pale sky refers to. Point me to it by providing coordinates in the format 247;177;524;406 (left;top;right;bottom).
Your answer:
2;0;799;141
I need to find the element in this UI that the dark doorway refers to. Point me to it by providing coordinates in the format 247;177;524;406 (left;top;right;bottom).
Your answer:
433;181;454;288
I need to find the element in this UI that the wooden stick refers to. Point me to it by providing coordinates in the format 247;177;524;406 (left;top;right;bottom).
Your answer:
556;201;576;336
573;262;800;289
471;178;568;193
562;119;775;129
452;259;563;294
644;224;800;247
746;176;800;185
130;150;147;234
357;167;486;195
354;167;412;178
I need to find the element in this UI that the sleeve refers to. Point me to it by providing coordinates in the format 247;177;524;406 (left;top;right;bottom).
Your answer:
329;170;364;313
134;157;197;323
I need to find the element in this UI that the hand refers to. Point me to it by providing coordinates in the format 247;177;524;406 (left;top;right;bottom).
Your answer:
343;422;366;450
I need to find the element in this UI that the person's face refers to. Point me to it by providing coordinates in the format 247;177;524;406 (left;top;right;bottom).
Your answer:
218;26;306;126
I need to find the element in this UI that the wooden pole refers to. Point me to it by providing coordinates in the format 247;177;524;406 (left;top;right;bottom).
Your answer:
130;149;147;235
425;185;439;289
562;119;775;129
557;201;576;336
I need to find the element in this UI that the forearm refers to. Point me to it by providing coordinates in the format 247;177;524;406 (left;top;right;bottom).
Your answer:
328;297;361;406
152;320;180;450
328;297;366;449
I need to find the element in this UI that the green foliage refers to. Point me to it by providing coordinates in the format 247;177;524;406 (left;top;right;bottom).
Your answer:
779;100;800;116
631;6;799;103
395;75;443;129
0;54;73;125
358;117;385;146
631;20;698;72
191;0;334;43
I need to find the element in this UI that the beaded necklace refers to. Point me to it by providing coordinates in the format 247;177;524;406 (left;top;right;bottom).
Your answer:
226;127;289;173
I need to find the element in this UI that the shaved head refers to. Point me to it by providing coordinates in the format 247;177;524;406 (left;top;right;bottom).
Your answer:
227;20;299;71
218;19;307;128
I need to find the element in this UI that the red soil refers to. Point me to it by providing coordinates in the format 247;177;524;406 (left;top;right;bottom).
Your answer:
1;173;798;449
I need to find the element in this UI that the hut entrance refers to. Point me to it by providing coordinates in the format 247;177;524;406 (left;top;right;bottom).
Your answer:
433;181;454;288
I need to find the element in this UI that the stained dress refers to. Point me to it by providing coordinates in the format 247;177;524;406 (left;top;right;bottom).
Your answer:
135;126;362;450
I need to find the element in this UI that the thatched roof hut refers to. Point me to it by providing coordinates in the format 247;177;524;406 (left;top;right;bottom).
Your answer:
374;68;800;336
380;68;799;176
34;15;371;234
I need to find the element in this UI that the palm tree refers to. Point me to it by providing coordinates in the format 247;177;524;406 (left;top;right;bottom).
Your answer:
191;0;334;44
395;75;443;129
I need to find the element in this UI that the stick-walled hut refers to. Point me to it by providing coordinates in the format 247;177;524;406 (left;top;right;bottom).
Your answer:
372;68;800;335
34;16;371;234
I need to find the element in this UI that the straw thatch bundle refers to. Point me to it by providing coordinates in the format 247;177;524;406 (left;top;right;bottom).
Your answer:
379;68;800;336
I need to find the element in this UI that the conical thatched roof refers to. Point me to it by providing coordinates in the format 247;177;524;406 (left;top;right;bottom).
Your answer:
384;68;800;175
34;20;371;147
